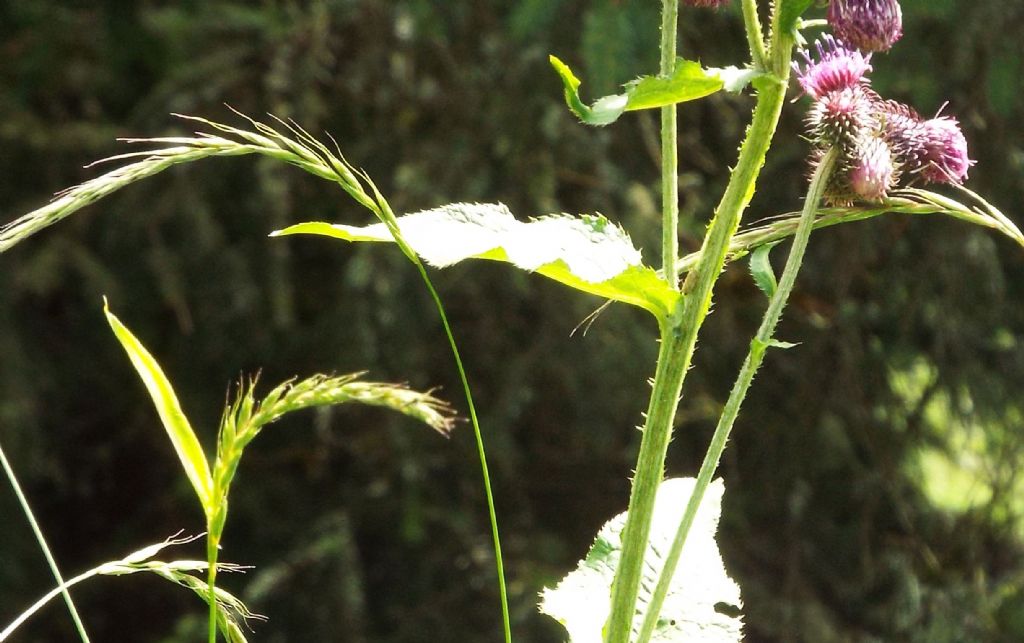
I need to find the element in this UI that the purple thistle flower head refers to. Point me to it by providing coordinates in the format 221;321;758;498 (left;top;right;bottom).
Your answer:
806;86;875;148
848;137;898;201
829;0;904;53
918;116;974;184
794;35;873;100
874;99;926;161
874;100;974;184
683;0;731;7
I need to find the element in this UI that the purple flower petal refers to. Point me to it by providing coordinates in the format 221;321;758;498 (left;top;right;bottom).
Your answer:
793;35;873;100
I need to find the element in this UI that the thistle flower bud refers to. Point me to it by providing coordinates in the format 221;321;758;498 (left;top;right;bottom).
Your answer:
828;0;904;53
918;117;973;184
683;0;731;7
874;99;925;161
793;35;873;100
805;86;875;149
848;137;898;201
875;101;973;184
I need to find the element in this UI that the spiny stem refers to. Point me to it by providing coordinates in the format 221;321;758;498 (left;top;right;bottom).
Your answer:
660;0;680;287
0;439;90;642
604;4;795;641
635;147;838;643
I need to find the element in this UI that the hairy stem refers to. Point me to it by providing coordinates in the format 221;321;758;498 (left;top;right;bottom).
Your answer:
636;147;837;643
660;0;680;286
741;0;768;69
604;5;795;641
0;439;90;642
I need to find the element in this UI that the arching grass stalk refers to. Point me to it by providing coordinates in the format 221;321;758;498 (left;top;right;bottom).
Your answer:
188;116;513;643
0;439;90;642
1;533;257;642
367;192;513;643
1;115;511;642
674;188;1024;275
636;146;839;643
604;3;797;640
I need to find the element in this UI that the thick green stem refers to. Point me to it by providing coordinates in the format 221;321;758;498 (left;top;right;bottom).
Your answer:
0;439;90;642
635;148;837;643
604;7;795;642
660;0;680;286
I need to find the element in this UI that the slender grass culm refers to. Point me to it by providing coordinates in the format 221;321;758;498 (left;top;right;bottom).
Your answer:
2;1;1023;641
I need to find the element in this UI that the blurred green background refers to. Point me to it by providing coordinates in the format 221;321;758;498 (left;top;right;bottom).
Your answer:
2;0;1024;641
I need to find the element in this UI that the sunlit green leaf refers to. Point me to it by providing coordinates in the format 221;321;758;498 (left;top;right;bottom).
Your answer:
539;478;742;642
103;300;213;513
273;203;679;319
623;61;754;110
749;241;780;299
549;55;760;126
549;55;627;126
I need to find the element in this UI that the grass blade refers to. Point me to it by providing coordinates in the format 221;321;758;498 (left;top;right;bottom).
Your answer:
103;299;213;514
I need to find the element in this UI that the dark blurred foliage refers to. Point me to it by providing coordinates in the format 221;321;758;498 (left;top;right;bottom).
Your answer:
1;0;1023;641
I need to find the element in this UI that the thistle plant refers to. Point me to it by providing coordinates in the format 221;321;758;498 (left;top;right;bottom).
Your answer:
1;1;1022;641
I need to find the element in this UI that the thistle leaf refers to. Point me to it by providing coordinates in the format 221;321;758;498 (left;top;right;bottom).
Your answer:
549;55;760;126
749;241;780;299
539;478;742;643
780;0;816;34
273;203;679;319
103;300;214;514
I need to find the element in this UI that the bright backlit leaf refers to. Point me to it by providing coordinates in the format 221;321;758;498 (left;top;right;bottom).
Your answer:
273;203;678;319
104;300;213;514
540;478;742;643
549;55;761;126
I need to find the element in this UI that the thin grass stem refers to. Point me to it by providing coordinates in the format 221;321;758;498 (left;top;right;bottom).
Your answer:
0;565;99;641
369;196;513;643
207;536;219;643
0;439;90;642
